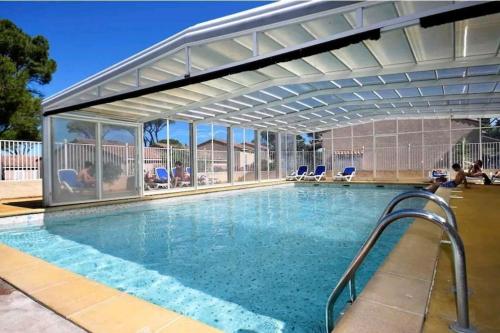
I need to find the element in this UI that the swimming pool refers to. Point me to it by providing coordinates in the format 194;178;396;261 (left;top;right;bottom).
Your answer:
0;184;421;333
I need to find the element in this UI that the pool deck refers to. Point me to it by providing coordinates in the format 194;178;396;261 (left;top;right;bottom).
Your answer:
335;184;500;333
422;185;500;333
0;244;221;333
0;181;498;333
0;278;85;333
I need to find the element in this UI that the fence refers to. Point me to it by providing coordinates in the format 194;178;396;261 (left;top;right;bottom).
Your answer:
1;140;500;181
0;140;42;181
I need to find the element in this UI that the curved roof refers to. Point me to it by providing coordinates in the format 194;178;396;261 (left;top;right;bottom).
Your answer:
43;1;500;133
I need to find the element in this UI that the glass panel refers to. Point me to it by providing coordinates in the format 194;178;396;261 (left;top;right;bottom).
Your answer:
170;120;192;188
196;124;212;187
101;124;138;199
213;125;228;184
398;119;422;133
268;132;278;179
424;118;449;131
260;131;269;180
375;120;396;134
51;117;97;204
143;119;170;193
196;124;229;186
235;128;256;182
451;118;478;130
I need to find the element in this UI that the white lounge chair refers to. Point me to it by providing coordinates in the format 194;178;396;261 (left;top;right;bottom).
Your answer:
334;167;356;182
466;176;485;184
286;165;308;181
304;165;326;181
428;169;448;181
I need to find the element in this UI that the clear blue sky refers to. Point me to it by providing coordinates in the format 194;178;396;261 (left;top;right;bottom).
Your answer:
1;1;266;98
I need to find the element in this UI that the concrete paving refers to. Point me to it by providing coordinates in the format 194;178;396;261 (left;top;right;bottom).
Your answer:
423;185;500;333
0;180;42;200
0;279;85;333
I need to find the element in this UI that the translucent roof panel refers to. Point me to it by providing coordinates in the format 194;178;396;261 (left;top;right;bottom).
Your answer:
443;84;468;95
41;1;500;132
468;82;497;94
407;70;436;81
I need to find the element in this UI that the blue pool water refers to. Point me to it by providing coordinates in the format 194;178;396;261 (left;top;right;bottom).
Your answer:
0;184;421;333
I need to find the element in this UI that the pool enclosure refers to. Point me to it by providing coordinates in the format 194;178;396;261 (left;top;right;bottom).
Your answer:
41;1;500;206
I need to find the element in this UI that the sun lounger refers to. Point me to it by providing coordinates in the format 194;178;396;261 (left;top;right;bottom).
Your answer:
466;176;485;184
286;165;308;181
154;167;170;189
334;167;356;182
58;169;85;193
429;169;448;181
304;165;326;181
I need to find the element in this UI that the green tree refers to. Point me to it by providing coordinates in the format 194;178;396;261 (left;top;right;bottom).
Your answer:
0;19;56;140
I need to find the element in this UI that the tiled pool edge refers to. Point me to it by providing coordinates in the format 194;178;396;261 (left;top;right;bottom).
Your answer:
0;244;222;333
333;187;450;333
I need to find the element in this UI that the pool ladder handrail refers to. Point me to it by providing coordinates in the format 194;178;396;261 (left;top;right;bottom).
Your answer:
325;191;474;333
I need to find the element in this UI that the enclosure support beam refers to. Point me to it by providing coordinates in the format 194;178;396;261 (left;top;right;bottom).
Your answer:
479;119;483;162
256;130;261;182
42;116;52;207
293;134;297;172
277;132;282;179
372;120;376;179
331;129;334;178
166;119;171;190
190;122;198;189
138;124;144;198
422;118;425;178
96;123;103;200
449;116;453;172
396;119;399;180
228;126;235;184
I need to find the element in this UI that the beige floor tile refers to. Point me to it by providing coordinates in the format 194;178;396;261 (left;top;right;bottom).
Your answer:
69;294;179;333
334;298;423;333
1;261;80;294
0;245;45;274
32;276;118;317
379;233;440;281
358;272;431;315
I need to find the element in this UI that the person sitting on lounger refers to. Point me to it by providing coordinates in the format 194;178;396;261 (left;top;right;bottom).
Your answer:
467;160;491;184
426;163;467;192
78;161;96;187
144;170;156;188
172;161;190;187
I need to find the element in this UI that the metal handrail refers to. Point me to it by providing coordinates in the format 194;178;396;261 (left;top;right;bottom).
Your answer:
380;190;458;231
343;190;459;306
325;208;473;333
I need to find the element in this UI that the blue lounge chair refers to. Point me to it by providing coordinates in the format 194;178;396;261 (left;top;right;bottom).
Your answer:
154;167;170;188
58;169;84;193
334;166;356;182
305;165;326;181
286;165;308;181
